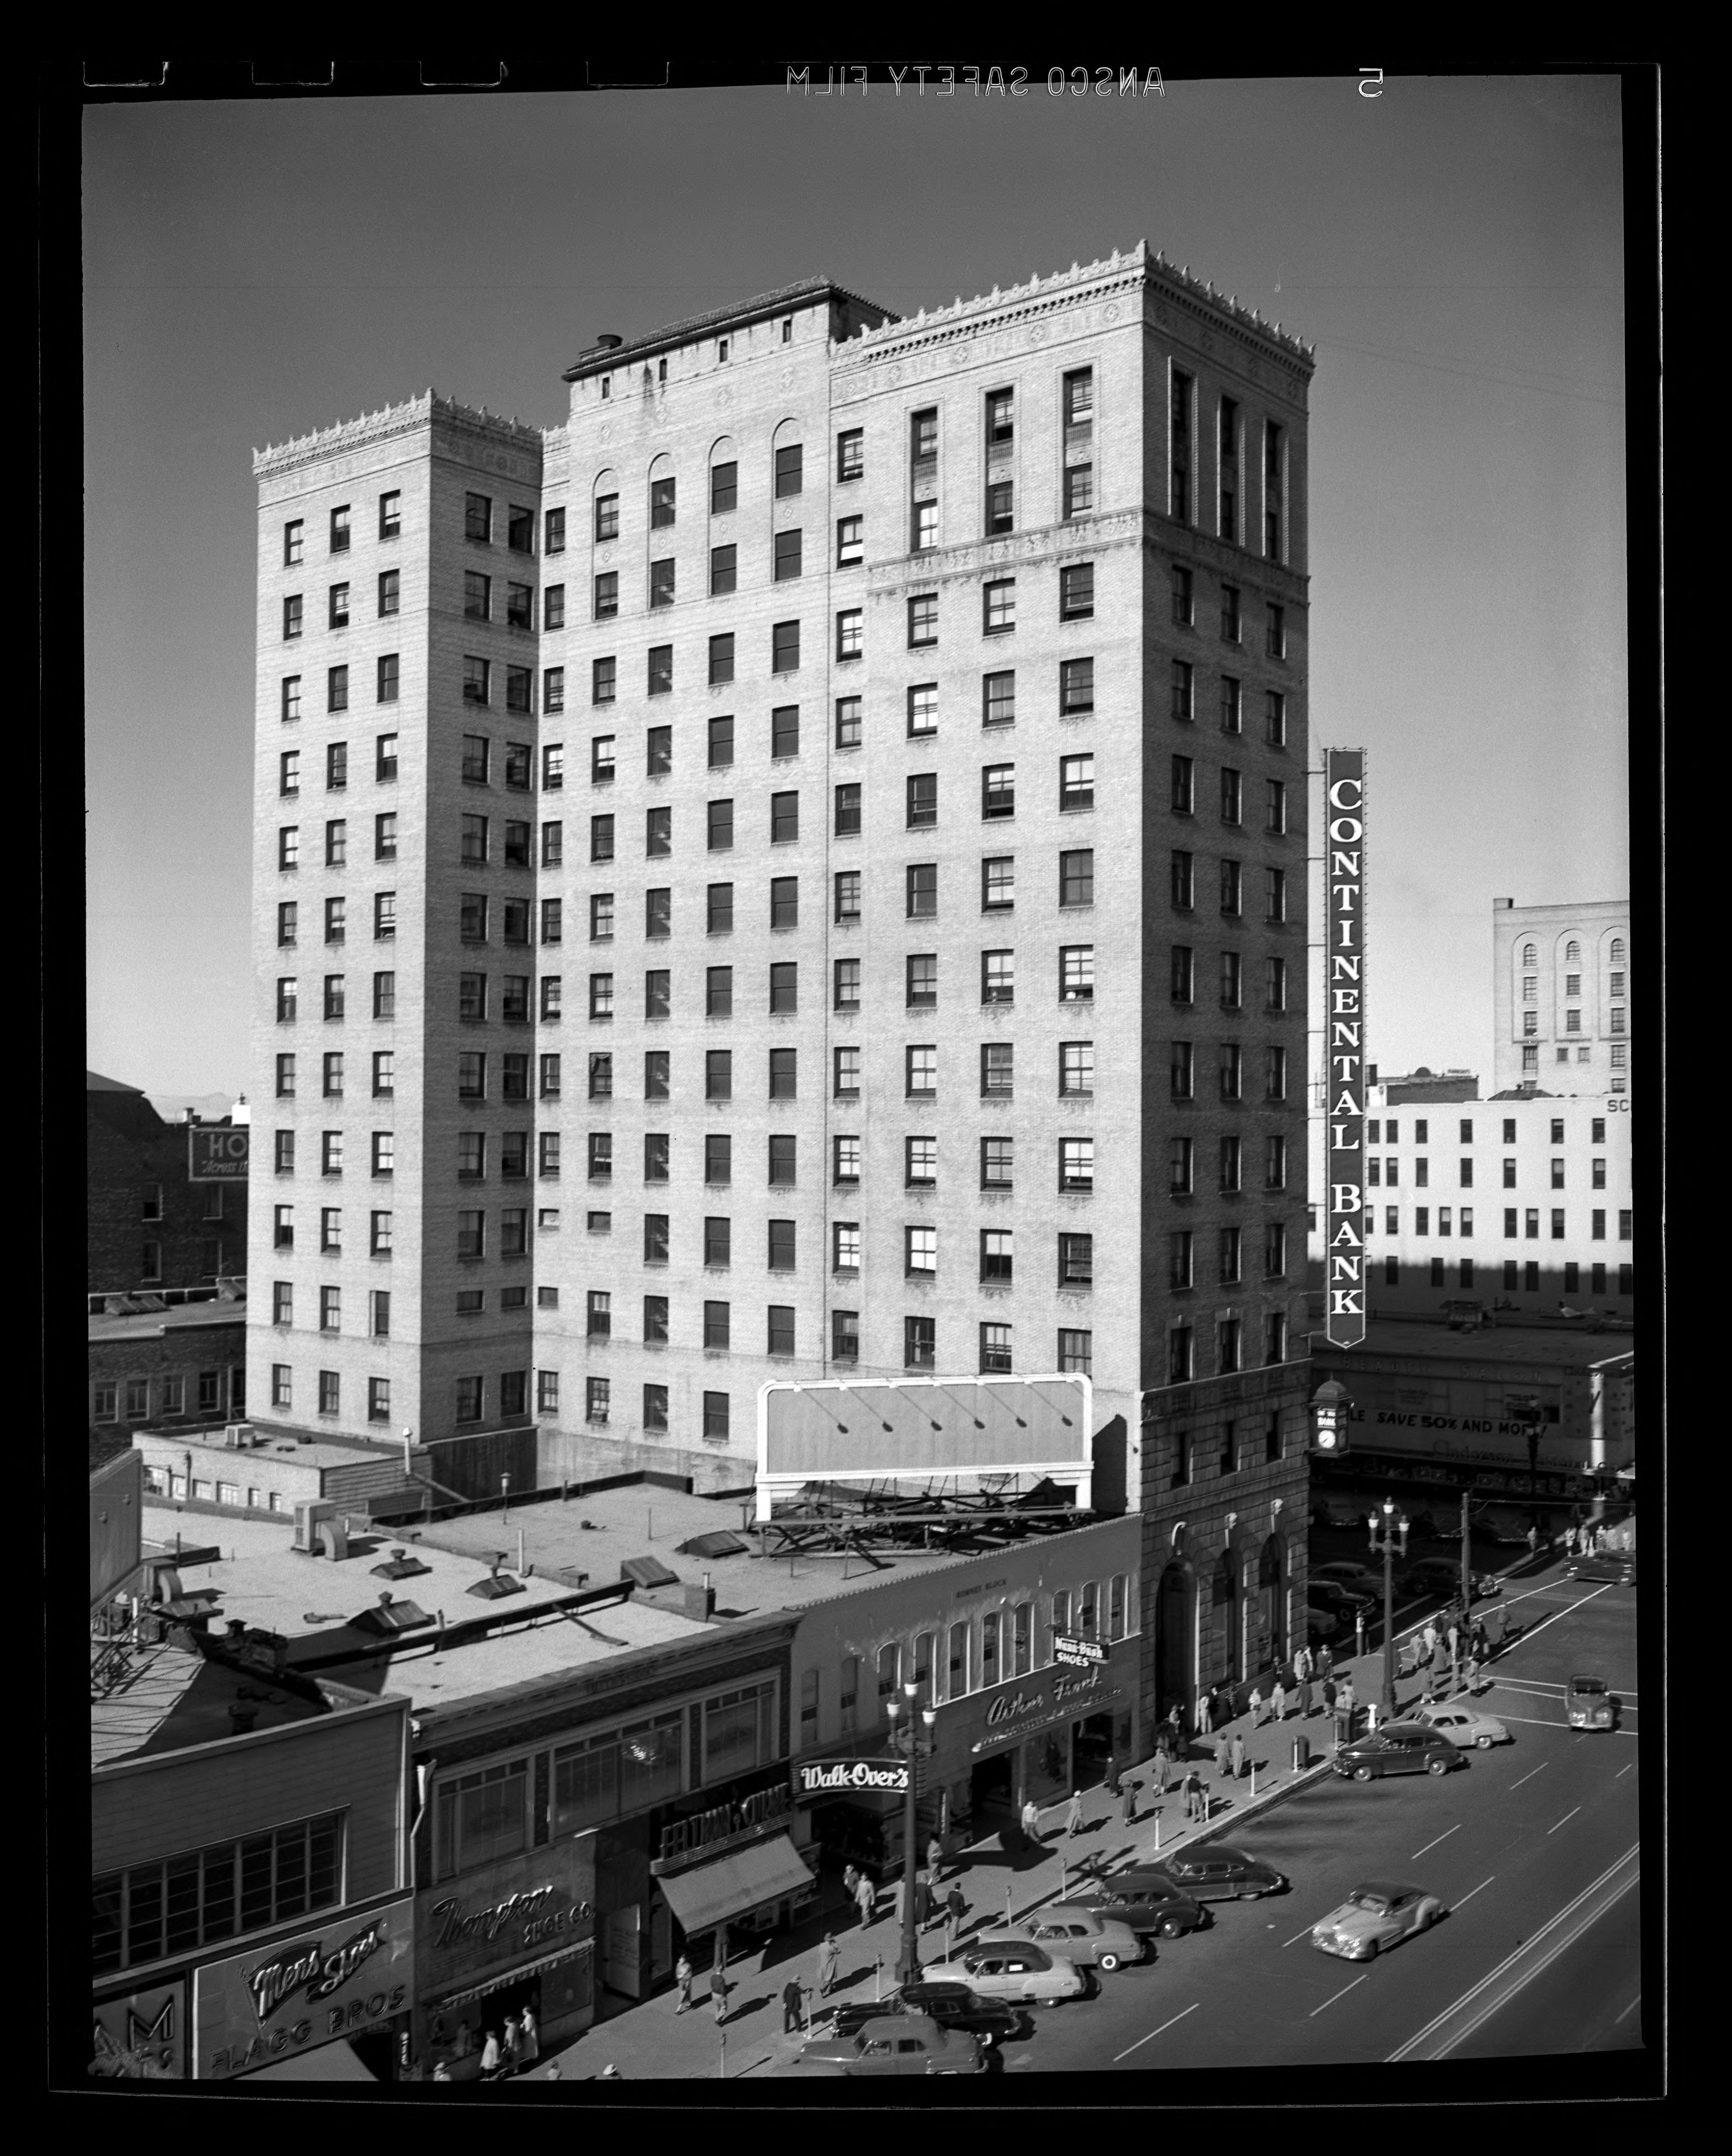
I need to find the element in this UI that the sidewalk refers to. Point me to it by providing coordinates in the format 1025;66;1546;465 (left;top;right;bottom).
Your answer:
529;1562;1541;2082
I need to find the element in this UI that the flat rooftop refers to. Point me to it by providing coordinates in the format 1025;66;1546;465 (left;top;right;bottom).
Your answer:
90;1302;246;1345
1314;1318;1634;1372
91;1639;333;1770
134;1429;408;1470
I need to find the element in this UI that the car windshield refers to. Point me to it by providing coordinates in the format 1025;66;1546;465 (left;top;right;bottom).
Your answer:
1572;1677;1607;1694
1347;1891;1392;1913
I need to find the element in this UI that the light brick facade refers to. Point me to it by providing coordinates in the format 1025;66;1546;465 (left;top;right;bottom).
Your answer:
248;248;1320;1719
1491;897;1631;1097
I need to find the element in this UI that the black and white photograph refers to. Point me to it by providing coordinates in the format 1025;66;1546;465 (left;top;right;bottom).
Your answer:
70;62;1658;2103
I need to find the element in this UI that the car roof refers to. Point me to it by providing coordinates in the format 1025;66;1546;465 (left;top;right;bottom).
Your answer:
1570;1674;1607;1687
1351;1881;1422;1900
854;2015;946;2039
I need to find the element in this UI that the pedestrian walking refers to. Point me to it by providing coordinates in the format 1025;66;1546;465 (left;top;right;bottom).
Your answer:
499;2016;518;2075
1121;1777;1140;1825
545;2062;562;2082
675;1951;695;2013
842;1861;861;1902
1293;1644;1314;1685
1065;1789;1085;1836
1526;1523;1539;1558
518;2006;538;2071
1231;1731;1247;1779
432;2060;452;2082
1318;1644;1334;1684
1166;1701;1185;1751
1021;1796;1042;1845
945;1881;967;1932
711;1962;732;2024
597;2064;622;2081
1248;1685;1264;1728
1185;1767;1205;1821
1563;1523;1577;1557
1214;1731;1232;1780
1297;1673;1314;1718
783;1978;805;2034
816;1932;841;1995
927;1834;944;1883
479;2030;502;2080
855;1872;876;1928
1271;1678;1288;1723
1321;1673;1337;1715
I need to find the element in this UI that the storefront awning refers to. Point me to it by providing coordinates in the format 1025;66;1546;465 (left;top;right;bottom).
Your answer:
433;1938;593;2014
655;1834;814;1936
244;2039;377;2082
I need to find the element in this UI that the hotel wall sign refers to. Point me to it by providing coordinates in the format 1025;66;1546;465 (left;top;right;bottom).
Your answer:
1325;747;1368;1348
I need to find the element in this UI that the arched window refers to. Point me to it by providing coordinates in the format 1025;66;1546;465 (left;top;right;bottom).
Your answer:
1610;938;1626;965
1521;944;1536;967
1565;940;1581;963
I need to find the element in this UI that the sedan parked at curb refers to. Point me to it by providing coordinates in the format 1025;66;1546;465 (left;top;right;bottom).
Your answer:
1311;1881;1446;1960
1066;1870;1209;1939
1144;1846;1286;1901
1566;1674;1616;1729
1409;1702;1512;1750
798;2015;985;2076
972;1911;1146;1971
809;1981;1027;2049
1333;1723;1465;1780
1566;1551;1636;1586
1312;1561;1383;1597
1309;1579;1377;1618
920;1941;1088;2007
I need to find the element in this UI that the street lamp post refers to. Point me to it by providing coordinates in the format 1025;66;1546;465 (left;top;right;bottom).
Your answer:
884;1681;937;1991
1368;1495;1409;1718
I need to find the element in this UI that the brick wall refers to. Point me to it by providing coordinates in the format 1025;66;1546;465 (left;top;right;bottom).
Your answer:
89;1103;247;1293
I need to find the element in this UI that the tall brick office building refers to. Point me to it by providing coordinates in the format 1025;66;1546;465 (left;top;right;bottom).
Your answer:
248;244;1316;1720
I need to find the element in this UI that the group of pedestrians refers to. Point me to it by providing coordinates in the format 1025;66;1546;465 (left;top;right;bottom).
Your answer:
440;2004;538;2082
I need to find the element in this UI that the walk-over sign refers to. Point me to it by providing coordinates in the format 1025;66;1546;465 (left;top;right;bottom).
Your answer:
796;1759;910;1796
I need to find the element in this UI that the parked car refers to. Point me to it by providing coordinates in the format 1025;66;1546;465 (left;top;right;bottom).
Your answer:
798;2014;984;2076
764;2060;849;2078
920;1940;1088;2007
1333;1723;1465;1781
1313;1560;1382;1597
1310;1881;1446;1961
1144;1846;1286;1901
973;1910;1146;1971
810;1981;1026;2049
1066;1869;1209;1939
1566;1551;1636;1586
1309;1579;1376;1618
1400;1558;1466;1600
1408;1702;1511;1750
1566;1674;1616;1729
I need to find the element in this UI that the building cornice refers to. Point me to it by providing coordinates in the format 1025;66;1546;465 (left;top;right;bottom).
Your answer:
865;509;1310;602
254;391;546;480
831;239;1315;395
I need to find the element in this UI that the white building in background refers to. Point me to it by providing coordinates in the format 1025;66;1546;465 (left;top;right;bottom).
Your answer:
1491;897;1630;1098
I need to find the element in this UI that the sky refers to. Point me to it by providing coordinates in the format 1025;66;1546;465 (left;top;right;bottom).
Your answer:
83;72;1631;1100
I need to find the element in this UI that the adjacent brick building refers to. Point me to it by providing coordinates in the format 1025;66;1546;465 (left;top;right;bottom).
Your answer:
88;1072;247;1296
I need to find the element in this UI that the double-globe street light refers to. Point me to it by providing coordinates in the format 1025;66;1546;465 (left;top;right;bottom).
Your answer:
883;1681;938;1990
1368;1495;1410;1718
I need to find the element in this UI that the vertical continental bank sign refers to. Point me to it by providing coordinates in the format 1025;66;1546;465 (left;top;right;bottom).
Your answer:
1326;750;1367;1348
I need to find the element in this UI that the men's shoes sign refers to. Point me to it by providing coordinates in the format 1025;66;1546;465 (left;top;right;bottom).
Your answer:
797;1759;911;1795
1052;1636;1107;1669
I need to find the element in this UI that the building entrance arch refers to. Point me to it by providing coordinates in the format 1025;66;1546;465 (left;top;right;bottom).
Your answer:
1259;1536;1287;1665
1155;1561;1196;1726
1214;1549;1243;1685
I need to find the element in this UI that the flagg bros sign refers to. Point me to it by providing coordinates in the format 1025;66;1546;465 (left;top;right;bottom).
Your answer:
1326;750;1367;1348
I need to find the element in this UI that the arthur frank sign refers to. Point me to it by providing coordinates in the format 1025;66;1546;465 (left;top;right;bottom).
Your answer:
1325;749;1368;1349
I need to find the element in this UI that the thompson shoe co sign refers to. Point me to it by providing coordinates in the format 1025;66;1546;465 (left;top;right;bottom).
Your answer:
796;1758;911;1796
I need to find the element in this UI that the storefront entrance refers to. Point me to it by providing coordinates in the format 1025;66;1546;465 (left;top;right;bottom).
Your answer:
1072;1710;1117;1788
1156;1561;1196;1725
969;1749;1016;1833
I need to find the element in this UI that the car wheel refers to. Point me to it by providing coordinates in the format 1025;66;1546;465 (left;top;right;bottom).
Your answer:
1158;1917;1184;1940
1476;1734;1494;1750
1098;1952;1120;1972
1427;1756;1450;1774
1353;1766;1372;1782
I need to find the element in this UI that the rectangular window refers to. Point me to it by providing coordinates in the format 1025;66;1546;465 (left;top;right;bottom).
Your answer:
770;790;800;845
907;1044;939;1098
983;579;1015;635
1267;603;1287;659
649;558;675;609
837;429;863;482
835;609;863;661
773;528;802;583
906;861;937;917
773;620;801;674
703;1300;731;1350
769;1047;797;1099
1059;945;1094;1002
1060;658;1094;714
1060;850;1094;906
644;969;670;1020
1060;1040;1094;1096
1060;1136;1094;1191
647;645;672;695
908;593;938;649
328;584;350;630
704;1049;733;1101
1172;754;1195;816
833;1045;861;1100
775;444;803;498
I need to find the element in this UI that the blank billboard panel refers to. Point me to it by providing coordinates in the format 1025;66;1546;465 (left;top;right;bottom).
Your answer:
757;1374;1092;1520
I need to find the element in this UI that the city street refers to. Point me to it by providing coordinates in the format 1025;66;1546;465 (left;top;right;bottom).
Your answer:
992;1570;1640;2073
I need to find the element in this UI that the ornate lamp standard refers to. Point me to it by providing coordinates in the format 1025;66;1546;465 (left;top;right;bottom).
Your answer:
1368;1495;1409;1717
883;1681;937;1990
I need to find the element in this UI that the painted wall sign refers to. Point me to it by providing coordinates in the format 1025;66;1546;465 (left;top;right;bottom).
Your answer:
1325;748;1368;1346
193;1896;414;2080
796;1758;910;1796
416;1842;597;1993
188;1125;250;1182
90;1983;186;2079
